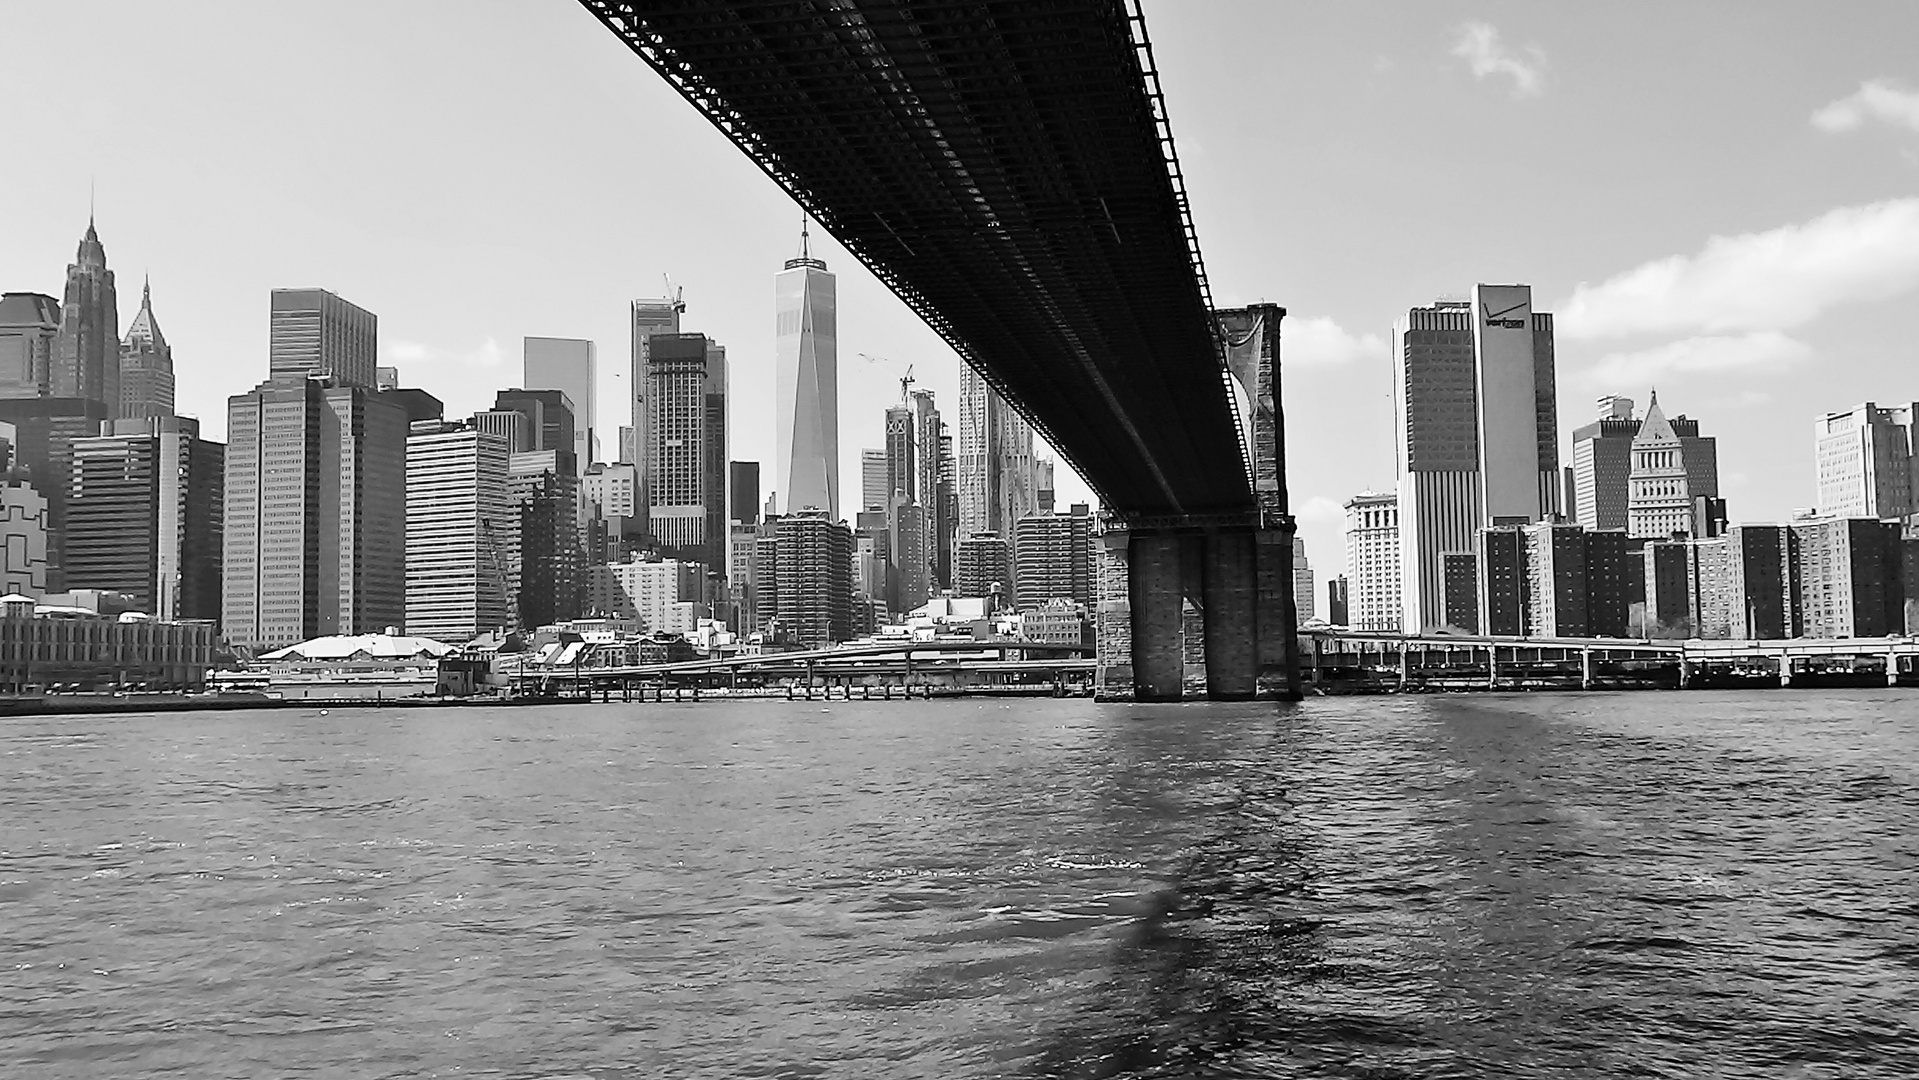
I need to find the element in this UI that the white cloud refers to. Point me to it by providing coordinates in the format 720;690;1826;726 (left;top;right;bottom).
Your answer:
1285;316;1387;368
1576;332;1811;389
1450;22;1546;99
1812;78;1919;134
1557;197;1919;340
381;336;508;373
1295;495;1346;524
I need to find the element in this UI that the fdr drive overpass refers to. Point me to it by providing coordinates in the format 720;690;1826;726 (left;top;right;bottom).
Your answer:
579;0;1299;701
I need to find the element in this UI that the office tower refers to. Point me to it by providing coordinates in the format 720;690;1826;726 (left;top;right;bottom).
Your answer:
268;289;376;387
52;218;119;409
0;475;48;594
1570;396;1637;529
728;522;759;632
1012;503;1093;609
1523;522;1587;637
753;532;780;630
1393;285;1558;633
117;278;175;420
224;375;409;649
729;461;761;525
884;403;916;506
584;461;639;520
860;448;888;512
629;298;683;512
0;292;60;399
405;420;514;641
1327;576;1350;627
775;225;839;519
1691;496;1729;540
854;508;893;608
955;532;1011;603
1035;459;1058;516
66;417;223;621
643;332;727;573
509;449;582;628
1792;517;1904;638
1476;526;1529;637
523;337;597;473
1293;540;1316;624
935;424;957;585
957;363;1037;539
587;555;703;633
890;501;931;611
472;409;533;454
493;388;578;466
911;391;941;513
1814;402;1918;519
774;509;853;646
1627;392;1720;539
0;397;111;590
223;290;407;648
1343;492;1401;632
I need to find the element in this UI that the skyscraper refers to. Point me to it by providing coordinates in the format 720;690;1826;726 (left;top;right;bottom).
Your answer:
406;420;515;640
629;297;683;513
1569;396;1637;529
1293;540;1316;624
509;448;582;628
523;337;597;473
268;288;376;387
1814;402;1918;519
1343;492;1401;632
66;416;223;621
0;292;60;399
884;403;915;505
52;218;119;410
493;388;577;467
729;461;760;526
954;531;1011;604
860;448;888;513
643;332;727;573
956;363;1037;538
774;223;838;519
223;289;407;649
1393;285;1559;634
118;278;175;420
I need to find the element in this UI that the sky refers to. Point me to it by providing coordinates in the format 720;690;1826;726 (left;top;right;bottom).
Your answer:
5;1;1919;584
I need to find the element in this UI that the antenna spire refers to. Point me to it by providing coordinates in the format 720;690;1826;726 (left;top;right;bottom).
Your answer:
800;215;811;260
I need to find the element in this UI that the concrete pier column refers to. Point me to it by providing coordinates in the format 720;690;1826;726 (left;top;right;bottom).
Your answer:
1888;651;1900;687
1309;636;1323;688
1580;647;1594;690
1094;530;1135;701
1129;532;1186;701
1396;644;1409;691
1487;643;1499;689
1201;529;1258;700
1778;655;1792;688
1677;657;1691;690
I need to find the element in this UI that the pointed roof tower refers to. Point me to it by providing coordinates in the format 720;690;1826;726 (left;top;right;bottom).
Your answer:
1633;389;1677;448
122;274;168;355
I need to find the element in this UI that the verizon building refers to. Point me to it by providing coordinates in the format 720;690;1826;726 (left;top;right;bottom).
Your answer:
1392;285;1559;634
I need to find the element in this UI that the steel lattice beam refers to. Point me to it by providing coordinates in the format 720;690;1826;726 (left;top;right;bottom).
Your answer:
578;0;1254;519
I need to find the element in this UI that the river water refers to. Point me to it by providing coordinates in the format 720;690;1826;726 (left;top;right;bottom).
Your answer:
1;691;1914;1078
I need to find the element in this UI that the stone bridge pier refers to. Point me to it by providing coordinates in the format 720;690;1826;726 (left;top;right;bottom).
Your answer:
1095;520;1301;701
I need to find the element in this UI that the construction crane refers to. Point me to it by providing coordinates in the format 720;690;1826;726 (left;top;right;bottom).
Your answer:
662;274;685;314
859;353;915;403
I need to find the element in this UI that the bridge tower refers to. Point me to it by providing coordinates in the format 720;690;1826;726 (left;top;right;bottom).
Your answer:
1095;304;1301;702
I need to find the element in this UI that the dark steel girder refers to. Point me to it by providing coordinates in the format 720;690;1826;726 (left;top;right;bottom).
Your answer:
577;0;1254;519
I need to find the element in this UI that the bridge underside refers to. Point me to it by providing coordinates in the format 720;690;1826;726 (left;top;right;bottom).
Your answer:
579;0;1253;519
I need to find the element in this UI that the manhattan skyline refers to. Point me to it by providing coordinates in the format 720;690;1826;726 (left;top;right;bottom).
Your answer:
4;2;1919;570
